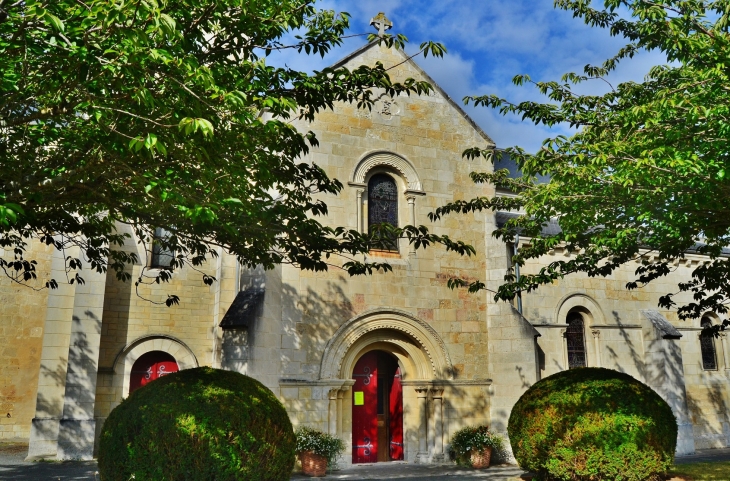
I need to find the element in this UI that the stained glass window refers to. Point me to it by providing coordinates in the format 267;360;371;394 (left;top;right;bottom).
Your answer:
700;317;718;370
368;174;398;250
566;312;587;369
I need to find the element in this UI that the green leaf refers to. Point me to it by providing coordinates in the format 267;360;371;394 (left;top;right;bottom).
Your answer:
45;13;65;32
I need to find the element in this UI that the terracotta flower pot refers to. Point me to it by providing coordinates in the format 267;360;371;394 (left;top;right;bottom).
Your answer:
470;447;493;469
300;450;328;477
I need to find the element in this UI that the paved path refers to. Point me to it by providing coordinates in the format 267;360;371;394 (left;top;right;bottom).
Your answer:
2;444;730;480
291;462;528;480
0;445;98;480
674;446;730;465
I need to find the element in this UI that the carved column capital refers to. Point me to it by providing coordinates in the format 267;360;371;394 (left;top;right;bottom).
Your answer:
415;387;429;397
591;329;601;339
430;388;444;398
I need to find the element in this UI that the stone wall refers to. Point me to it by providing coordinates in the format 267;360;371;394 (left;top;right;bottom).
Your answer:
91;232;239;452
259;43;496;465
0;240;52;441
275;43;493;384
522;248;730;452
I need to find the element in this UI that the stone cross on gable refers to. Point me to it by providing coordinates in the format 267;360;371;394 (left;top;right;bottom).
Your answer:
370;12;393;37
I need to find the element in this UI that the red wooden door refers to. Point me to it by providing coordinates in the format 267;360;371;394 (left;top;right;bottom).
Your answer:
388;367;404;460
352;351;378;463
129;351;178;393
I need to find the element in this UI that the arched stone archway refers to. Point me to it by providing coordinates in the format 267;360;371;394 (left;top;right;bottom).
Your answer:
319;308;453;381
351;151;422;191
112;335;198;397
318;309;453;465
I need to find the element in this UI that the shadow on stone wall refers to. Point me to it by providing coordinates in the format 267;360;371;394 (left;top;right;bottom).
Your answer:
280;278;356;379
604;311;646;379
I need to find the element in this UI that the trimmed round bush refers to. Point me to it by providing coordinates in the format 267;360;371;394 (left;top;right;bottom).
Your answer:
508;367;677;481
98;367;295;481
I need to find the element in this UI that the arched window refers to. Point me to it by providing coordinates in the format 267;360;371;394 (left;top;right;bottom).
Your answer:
566;312;587;369
151;227;174;269
368;174;398;250
700;317;718;370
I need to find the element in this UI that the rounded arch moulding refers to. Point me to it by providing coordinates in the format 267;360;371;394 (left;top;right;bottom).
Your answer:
112;334;199;375
554;293;606;326
351;150;424;192
319;308;453;381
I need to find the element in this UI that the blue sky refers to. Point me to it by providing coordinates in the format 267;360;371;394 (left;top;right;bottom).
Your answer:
270;0;668;152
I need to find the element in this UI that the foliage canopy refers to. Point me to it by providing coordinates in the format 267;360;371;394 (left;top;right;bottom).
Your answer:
0;0;469;304
433;0;730;327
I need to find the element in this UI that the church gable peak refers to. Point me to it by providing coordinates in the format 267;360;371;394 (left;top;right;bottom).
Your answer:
329;16;495;146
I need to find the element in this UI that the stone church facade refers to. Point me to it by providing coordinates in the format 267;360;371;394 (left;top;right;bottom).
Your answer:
1;41;729;465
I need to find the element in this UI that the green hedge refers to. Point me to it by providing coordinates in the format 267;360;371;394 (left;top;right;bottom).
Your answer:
98;367;295;481
508;367;677;481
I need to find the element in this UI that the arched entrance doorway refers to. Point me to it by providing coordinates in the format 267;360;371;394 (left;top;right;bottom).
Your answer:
352;350;403;463
129;351;179;393
319;309;455;465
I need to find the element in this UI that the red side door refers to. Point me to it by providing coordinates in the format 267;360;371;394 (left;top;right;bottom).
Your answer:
129;351;179;393
352;351;378;463
389;367;404;460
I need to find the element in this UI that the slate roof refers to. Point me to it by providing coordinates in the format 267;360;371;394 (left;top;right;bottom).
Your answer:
219;287;265;328
495;211;562;237
494;151;551;184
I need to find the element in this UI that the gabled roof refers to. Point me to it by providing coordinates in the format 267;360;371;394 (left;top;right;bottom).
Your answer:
330;41;496;147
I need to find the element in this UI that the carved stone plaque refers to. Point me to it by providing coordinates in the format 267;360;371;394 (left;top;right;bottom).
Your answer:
375;96;400;120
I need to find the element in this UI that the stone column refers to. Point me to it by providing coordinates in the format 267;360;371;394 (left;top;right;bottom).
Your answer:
57;261;107;460
28;242;107;461
719;333;730;371
560;328;568;369
430;388;444;461
415;388;429;463
406;196;416;256
328;390;338;436
27;244;78;460
336;390;344;436
591;329;602;367
356;189;364;233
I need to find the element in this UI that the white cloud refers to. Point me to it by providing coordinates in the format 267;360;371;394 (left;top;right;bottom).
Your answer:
265;0;671;151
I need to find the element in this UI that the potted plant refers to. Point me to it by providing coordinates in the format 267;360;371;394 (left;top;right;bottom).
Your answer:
449;425;504;469
295;426;345;477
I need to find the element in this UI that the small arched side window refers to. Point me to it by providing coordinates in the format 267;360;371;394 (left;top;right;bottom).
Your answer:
700;317;718;371
566;312;587;369
151;227;175;269
368;173;398;250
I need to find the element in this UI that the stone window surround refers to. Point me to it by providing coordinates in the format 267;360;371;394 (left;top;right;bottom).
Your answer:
698;313;726;371
533;293;606;370
558;293;603;369
348;150;425;257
